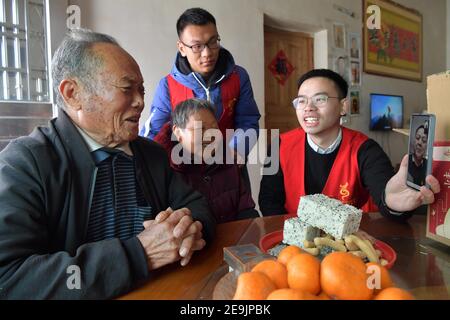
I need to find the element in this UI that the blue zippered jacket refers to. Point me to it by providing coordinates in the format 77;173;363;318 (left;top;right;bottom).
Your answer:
140;48;261;156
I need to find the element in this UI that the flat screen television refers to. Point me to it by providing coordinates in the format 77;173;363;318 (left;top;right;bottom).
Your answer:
369;93;404;131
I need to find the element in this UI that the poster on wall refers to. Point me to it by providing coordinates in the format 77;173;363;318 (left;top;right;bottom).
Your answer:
268;50;295;86
363;0;422;82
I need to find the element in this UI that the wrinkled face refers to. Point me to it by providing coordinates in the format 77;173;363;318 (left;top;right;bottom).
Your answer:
414;127;427;160
76;43;145;147
296;77;346;138
177;23;220;78
174;108;221;159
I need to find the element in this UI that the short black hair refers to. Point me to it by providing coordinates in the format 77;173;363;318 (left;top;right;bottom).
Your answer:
172;98;216;128
297;69;348;98
176;8;216;37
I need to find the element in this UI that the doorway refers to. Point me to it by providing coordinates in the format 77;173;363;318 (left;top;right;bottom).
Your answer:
264;26;314;136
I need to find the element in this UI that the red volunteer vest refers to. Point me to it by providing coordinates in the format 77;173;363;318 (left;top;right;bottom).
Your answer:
166;70;240;136
280;127;377;218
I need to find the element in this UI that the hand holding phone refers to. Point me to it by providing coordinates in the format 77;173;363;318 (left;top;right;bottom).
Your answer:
406;113;436;191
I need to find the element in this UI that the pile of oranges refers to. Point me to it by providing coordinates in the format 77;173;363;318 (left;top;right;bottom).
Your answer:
233;245;414;300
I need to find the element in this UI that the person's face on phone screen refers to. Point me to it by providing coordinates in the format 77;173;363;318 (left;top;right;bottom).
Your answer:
413;127;427;162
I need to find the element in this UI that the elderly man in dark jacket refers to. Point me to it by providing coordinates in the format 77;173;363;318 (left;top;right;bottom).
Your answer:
0;29;216;299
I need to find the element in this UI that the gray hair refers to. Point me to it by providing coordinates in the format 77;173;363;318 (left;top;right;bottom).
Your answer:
172;98;217;128
51;28;119;109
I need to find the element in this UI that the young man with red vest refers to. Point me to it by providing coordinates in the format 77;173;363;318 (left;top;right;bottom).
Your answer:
140;7;260;160
259;69;440;220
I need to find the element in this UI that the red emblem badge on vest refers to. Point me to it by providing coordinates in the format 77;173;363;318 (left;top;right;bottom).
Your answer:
339;182;353;205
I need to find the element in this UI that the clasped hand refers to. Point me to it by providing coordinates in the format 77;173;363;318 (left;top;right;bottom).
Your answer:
137;207;206;270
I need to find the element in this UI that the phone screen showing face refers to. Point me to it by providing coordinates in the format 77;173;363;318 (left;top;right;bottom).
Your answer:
406;114;435;191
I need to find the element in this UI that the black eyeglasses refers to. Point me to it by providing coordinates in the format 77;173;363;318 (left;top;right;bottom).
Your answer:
179;36;221;53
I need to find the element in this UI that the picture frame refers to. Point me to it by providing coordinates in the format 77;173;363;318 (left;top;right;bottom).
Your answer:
350;90;360;115
333;55;350;83
350;61;361;86
333;22;346;50
349;33;361;60
363;0;422;82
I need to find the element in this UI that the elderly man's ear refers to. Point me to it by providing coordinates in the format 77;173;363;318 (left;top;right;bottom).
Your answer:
59;79;83;111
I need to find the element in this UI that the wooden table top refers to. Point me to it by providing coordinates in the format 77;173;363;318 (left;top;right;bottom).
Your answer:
119;213;450;300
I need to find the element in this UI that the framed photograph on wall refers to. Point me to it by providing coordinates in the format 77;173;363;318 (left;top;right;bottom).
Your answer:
349;33;361;60
333;55;350;83
350;61;361;85
363;0;422;81
350;90;360;115
333;22;346;50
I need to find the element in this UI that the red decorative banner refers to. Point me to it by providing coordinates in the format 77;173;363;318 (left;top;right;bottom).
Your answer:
268;50;295;86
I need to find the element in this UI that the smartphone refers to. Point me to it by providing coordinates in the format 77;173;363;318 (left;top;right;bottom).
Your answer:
406;113;436;191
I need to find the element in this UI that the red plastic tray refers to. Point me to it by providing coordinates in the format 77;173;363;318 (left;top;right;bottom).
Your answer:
259;230;397;269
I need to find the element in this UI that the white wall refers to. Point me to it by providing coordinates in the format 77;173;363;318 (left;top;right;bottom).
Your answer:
314;30;328;69
65;0;447;210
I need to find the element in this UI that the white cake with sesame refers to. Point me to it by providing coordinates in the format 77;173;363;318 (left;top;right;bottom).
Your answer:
283;218;320;248
296;194;362;239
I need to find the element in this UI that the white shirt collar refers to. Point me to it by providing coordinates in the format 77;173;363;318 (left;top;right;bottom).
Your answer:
307;128;342;154
75;124;133;156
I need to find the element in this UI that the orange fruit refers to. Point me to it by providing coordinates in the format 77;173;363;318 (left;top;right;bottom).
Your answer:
277;245;303;266
267;288;317;300
317;292;332;300
366;262;394;293
251;259;288;289
374;287;414;300
233;272;277;300
286;253;321;295
321;252;374;300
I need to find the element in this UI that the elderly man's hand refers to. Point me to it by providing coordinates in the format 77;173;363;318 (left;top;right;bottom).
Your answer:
385;154;440;212
141;207;206;268
137;218;183;271
154;207;205;266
